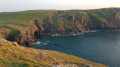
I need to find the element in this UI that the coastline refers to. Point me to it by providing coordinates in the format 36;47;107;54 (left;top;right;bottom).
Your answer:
51;30;100;37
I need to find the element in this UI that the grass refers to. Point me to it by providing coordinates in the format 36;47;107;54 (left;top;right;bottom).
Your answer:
0;8;119;31
0;8;118;67
0;39;108;67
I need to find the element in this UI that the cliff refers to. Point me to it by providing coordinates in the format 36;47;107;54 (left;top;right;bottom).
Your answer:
0;8;120;46
0;39;107;67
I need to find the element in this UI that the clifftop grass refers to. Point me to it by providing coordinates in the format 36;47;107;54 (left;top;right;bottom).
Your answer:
0;39;107;67
0;8;120;31
0;10;56;30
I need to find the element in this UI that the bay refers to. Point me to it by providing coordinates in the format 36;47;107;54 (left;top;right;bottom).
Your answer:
32;31;120;67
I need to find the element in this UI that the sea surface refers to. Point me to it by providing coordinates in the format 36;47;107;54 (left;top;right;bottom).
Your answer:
32;31;120;67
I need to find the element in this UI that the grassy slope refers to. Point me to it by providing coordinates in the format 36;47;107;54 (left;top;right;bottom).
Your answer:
0;8;119;67
0;40;107;67
0;8;119;31
0;10;56;31
84;8;116;23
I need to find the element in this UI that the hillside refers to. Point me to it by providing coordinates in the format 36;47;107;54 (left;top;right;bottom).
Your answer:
0;8;120;46
0;39;107;67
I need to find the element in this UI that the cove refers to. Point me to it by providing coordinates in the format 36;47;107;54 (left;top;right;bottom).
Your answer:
32;31;120;67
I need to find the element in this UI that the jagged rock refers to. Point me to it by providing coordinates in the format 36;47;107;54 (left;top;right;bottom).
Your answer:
0;8;120;46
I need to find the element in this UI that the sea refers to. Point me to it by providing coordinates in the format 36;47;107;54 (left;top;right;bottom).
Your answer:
32;31;120;67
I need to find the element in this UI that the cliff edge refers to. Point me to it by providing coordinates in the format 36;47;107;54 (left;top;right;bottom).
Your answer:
0;8;120;46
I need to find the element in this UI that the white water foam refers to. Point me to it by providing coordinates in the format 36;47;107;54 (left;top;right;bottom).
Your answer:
51;30;100;37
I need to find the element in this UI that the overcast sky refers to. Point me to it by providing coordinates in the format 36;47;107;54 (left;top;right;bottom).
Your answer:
0;0;120;12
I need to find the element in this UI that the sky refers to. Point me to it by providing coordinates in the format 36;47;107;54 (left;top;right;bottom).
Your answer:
0;0;120;12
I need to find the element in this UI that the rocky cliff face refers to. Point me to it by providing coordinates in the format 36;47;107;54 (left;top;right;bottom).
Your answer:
0;27;37;46
15;27;38;46
31;11;90;35
31;9;120;35
0;8;120;46
0;28;11;39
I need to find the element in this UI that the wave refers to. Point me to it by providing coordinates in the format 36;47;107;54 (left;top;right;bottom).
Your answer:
36;41;50;45
51;30;100;37
35;41;41;44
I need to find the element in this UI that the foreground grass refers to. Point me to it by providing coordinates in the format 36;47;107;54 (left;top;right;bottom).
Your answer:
0;39;107;67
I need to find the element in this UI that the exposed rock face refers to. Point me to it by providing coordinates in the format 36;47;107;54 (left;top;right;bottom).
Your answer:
15;27;39;46
31;10;120;36
31;12;90;35
0;27;39;46
0;28;11;39
1;8;120;46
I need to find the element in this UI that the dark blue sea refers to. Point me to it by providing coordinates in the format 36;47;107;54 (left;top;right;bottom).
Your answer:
32;31;120;67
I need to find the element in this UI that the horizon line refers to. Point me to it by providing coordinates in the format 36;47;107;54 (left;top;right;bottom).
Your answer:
0;7;120;13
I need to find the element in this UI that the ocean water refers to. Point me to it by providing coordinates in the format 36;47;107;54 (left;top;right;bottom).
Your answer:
32;31;120;67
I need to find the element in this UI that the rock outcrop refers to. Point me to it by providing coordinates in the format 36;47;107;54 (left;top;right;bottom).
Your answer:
0;8;120;46
0;28;11;39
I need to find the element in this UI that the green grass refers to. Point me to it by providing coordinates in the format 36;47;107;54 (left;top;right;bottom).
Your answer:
0;10;56;30
0;8;119;31
0;8;120;40
0;8;118;67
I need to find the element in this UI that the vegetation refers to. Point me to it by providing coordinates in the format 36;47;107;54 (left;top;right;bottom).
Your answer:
0;8;118;67
0;8;120;31
0;8;120;45
0;10;56;30
0;39;107;67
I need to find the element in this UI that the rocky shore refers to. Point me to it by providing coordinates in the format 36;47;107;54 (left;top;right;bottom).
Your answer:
0;8;120;46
